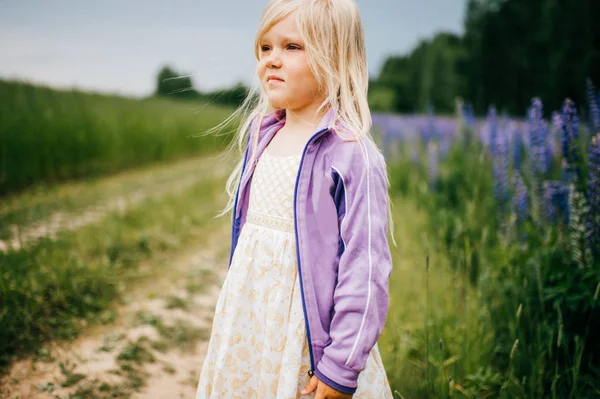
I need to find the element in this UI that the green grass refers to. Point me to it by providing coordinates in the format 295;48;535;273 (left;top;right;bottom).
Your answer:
0;79;236;195
380;194;497;399
133;310;210;351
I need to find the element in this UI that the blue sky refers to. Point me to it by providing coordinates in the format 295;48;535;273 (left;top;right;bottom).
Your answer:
0;1;465;98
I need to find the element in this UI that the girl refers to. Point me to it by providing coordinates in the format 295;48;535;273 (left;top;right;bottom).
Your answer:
196;0;397;397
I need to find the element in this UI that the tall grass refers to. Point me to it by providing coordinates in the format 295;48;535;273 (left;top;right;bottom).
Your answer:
379;192;497;399
0;79;235;195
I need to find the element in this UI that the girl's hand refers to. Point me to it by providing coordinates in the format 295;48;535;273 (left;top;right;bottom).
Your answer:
300;375;354;399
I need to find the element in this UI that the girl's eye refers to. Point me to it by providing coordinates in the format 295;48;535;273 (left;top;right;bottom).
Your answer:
259;44;301;52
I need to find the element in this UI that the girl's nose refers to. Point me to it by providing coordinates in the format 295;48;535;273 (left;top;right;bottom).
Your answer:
266;50;282;68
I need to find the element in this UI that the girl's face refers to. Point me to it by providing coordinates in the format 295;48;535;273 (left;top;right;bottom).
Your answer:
257;12;323;112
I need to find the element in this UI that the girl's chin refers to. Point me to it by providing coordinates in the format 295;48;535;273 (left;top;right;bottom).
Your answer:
267;97;291;109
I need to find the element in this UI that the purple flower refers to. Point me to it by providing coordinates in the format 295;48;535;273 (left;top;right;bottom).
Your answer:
587;134;600;258
527;98;551;175
552;111;563;133
428;141;439;190
511;171;528;223
513;128;524;171
493;131;509;209
543;181;571;225
560;98;581;175
462;103;476;131
487;106;498;154
421;104;437;144
561;159;575;183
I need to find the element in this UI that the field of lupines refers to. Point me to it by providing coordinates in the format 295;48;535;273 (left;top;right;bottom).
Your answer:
374;80;600;397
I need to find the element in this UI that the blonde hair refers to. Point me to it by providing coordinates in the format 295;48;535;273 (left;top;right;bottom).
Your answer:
204;0;396;248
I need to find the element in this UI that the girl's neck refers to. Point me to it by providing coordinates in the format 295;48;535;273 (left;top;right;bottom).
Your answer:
282;100;328;137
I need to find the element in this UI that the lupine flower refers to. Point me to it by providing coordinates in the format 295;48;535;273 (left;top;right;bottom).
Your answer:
587;134;600;259
586;78;600;134
568;183;592;268
546;129;558;161
543;182;555;222
548;112;563;167
511;171;528;223
460;103;476;131
513;128;524;171
493;130;509;209
543;181;571;225
552;111;562;134
561;159;575;183
487;106;498;154
421;103;436;144
427;141;439;191
561;98;581;176
527;98;550;175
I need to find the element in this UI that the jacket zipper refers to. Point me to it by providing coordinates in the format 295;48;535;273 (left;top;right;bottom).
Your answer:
229;124;330;376
293;127;329;375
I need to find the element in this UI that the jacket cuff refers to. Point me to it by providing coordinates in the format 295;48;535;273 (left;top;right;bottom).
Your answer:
315;355;359;394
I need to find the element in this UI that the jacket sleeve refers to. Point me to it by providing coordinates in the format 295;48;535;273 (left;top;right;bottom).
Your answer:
315;143;393;394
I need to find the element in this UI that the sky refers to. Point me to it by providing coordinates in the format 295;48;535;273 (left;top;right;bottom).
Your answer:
0;0;466;98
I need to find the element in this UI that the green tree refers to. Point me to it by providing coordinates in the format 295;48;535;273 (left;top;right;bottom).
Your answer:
374;33;465;114
374;0;600;116
155;65;198;99
461;0;600;115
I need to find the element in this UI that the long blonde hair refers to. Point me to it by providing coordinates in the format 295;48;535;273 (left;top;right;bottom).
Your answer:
203;0;397;247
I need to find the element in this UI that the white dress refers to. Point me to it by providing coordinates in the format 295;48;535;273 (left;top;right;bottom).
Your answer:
196;150;393;399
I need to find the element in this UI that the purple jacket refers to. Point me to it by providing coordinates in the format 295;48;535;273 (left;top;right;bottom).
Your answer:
228;107;393;394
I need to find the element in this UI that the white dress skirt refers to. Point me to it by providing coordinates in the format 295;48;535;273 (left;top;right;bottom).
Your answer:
195;150;394;399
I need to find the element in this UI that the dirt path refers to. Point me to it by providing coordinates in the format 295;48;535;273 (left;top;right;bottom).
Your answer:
0;221;231;399
0;153;231;252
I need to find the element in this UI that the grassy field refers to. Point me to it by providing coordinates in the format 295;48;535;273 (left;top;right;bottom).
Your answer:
0;79;235;196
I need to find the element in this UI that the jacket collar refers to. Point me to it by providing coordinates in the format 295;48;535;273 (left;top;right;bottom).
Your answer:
257;106;337;139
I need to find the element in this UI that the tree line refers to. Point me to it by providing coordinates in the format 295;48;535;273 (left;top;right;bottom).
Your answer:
370;0;600;116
